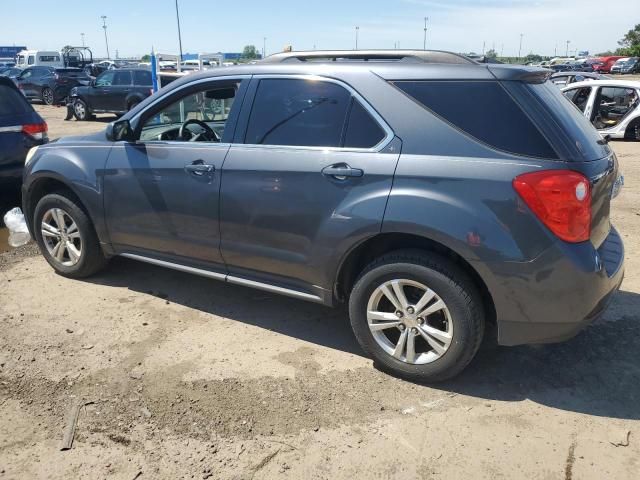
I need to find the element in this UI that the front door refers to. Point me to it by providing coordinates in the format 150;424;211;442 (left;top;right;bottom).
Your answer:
592;86;640;131
91;70;116;110
220;76;399;295
103;77;248;271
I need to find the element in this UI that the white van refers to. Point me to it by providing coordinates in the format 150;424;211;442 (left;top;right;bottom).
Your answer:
15;50;63;69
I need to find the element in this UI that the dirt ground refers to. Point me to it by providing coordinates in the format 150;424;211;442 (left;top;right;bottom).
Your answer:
1;105;639;479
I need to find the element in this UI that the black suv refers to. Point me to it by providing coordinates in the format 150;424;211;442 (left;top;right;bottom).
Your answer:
0;76;48;185
69;68;155;120
14;67;91;105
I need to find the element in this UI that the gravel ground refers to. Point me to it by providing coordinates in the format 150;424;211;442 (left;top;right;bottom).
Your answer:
1;106;639;479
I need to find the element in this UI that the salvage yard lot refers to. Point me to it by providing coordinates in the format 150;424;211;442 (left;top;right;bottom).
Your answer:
1;105;639;479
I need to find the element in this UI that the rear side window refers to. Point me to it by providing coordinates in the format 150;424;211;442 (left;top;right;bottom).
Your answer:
343;100;386;148
0;85;29;115
114;71;132;86
134;70;152;85
245;78;351;147
394;80;558;159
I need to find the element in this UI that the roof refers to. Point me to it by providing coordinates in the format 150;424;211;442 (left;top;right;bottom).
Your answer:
152;59;552;97
562;79;640;89
261;49;475;65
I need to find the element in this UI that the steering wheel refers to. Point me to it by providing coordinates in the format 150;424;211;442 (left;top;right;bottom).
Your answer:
178;119;220;142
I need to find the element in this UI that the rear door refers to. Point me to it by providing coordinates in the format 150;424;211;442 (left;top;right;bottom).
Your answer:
219;76;399;295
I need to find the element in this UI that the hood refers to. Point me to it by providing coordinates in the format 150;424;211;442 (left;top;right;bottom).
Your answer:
52;129;107;144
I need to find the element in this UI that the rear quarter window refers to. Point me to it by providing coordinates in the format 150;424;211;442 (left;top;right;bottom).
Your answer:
0;84;30;116
393;80;558;159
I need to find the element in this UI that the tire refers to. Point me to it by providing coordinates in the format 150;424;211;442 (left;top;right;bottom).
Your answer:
33;192;108;278
348;250;485;382
127;100;140;111
624;119;640;141
73;99;93;121
41;87;54;105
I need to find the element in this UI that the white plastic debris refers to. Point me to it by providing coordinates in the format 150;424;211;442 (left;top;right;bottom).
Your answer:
3;207;31;247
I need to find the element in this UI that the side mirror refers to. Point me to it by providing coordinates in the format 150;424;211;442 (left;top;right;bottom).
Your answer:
90;79;96;87
106;119;134;142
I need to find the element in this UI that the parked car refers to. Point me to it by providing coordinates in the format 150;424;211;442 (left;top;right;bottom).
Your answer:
550;71;607;87
592;56;625;73
0;60;15;69
14;66;91;105
22;50;624;382
0;76;48;186
610;57;640;75
69;69;184;120
562;80;640;140
547;64;572;72
0;67;22;79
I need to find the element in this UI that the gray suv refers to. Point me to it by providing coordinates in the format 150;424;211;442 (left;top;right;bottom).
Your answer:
22;50;624;381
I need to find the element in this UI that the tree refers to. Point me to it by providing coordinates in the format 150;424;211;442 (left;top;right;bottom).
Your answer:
617;24;640;56
140;54;151;62
485;48;498;59
524;53;543;63
242;45;258;60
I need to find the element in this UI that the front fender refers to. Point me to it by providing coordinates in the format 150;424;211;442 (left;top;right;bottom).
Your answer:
23;142;113;245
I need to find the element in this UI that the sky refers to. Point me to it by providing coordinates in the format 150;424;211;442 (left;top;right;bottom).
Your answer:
0;0;636;59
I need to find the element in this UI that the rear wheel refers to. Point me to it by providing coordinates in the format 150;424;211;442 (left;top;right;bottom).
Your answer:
41;87;54;105
33;193;107;278
625;119;640;141
127;100;140;111
348;250;485;382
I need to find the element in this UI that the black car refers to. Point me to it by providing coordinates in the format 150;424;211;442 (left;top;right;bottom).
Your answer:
70;68;153;120
14;66;91;105
69;69;182;120
0;76;48;185
0;67;22;79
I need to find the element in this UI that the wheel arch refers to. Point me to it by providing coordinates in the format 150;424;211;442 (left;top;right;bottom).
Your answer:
334;232;497;325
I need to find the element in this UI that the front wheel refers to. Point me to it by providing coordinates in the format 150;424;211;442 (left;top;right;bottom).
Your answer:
625;119;640;141
73;99;93;121
348;250;485;382
33;193;108;278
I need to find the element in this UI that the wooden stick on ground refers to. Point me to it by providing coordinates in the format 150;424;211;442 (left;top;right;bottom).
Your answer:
60;400;93;451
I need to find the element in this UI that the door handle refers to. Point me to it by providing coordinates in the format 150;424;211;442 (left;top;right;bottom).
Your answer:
321;164;364;179
184;161;215;176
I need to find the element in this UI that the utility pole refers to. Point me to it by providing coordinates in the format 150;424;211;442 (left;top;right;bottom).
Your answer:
355;26;359;50
518;33;523;61
482;40;485;55
101;16;110;60
175;0;183;71
554;42;557;57
565;40;570;57
423;17;428;50
80;33;85;47
263;37;266;59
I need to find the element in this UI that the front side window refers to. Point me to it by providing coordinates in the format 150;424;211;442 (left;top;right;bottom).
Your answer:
139;82;239;143
593;87;639;129
27;55;34;65
394;80;557;159
39;55;60;62
245;78;351;147
96;71;115;86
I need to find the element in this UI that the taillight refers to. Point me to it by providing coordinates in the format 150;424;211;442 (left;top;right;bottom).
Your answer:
513;170;591;243
22;122;48;141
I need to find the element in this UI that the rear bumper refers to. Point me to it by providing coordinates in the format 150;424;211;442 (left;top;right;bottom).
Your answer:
0;163;24;183
480;227;625;346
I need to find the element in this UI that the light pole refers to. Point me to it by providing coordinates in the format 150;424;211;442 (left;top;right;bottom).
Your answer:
423;17;428;50
518;33;523;61
101;16;110;60
565;40;570;57
263;37;266;59
175;0;184;71
355;26;359;50
80;33;85;47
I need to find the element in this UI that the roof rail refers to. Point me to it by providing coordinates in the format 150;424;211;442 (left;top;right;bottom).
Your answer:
261;49;476;65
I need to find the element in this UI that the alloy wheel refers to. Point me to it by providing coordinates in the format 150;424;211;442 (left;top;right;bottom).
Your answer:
74;101;86;119
366;279;453;365
42;88;54;105
41;208;83;267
